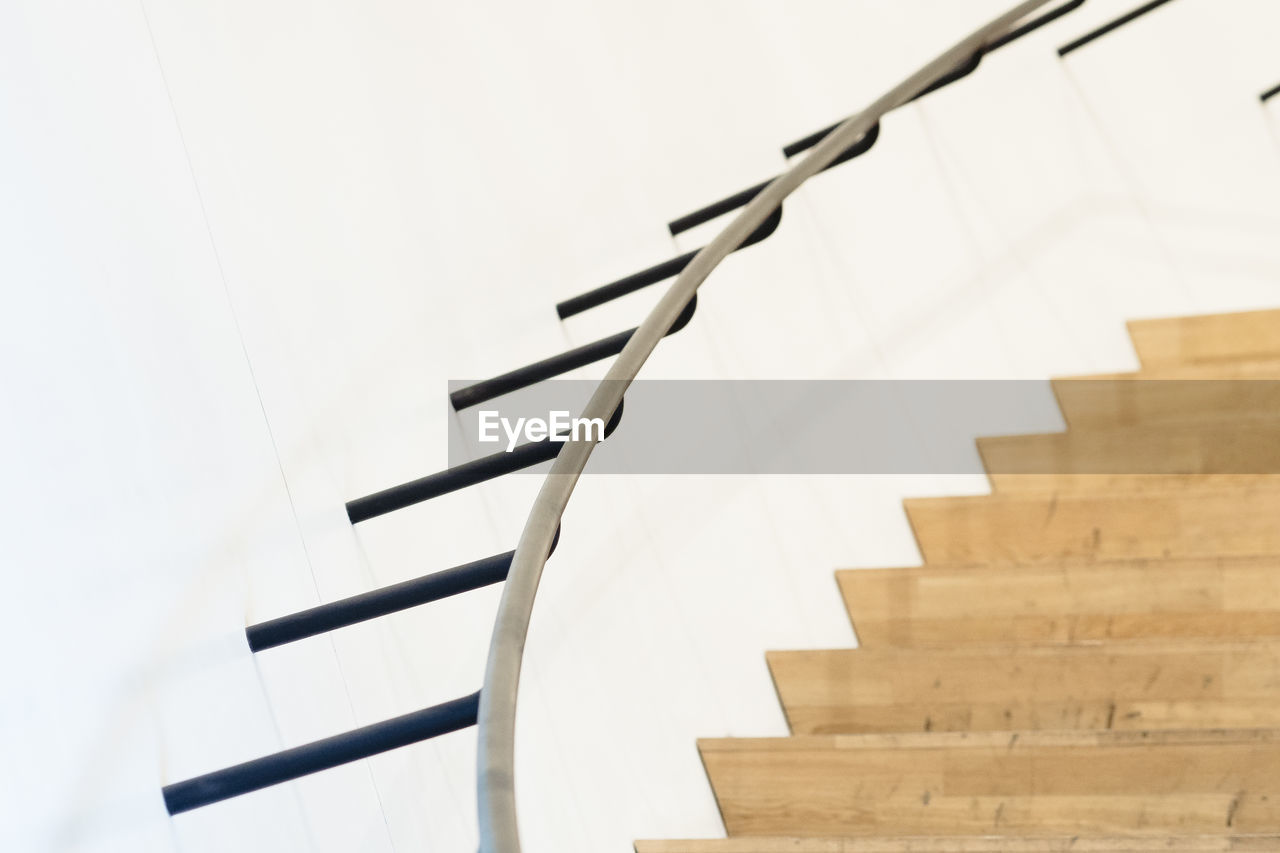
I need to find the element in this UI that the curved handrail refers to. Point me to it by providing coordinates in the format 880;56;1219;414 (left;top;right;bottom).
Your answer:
476;2;1061;850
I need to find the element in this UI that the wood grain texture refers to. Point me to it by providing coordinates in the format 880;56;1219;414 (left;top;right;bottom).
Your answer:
700;729;1280;837
903;485;1280;564
983;473;1279;495
1128;309;1280;368
836;556;1280;648
976;423;1280;478
768;643;1280;735
1051;364;1280;430
635;836;1280;852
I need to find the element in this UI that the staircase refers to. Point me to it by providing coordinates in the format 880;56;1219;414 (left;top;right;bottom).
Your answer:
637;308;1280;852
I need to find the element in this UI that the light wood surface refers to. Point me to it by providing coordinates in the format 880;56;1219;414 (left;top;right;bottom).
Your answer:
1051;362;1280;430
836;556;1280;648
983;473;1280;495
976;423;1280;479
636;836;1280;852
904;485;1280;564
1128;309;1280;368
700;729;1280;837
768;643;1280;735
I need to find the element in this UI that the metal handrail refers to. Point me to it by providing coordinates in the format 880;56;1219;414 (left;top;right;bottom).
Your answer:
475;2;1063;850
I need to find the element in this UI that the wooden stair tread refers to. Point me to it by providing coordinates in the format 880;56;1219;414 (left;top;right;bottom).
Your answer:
1134;358;1280;378
983;473;1278;495
979;416;1280;494
1128;309;1280;368
1058;358;1280;382
836;556;1280;649
768;643;1280;735
1051;367;1280;429
700;729;1280;837
903;486;1280;564
699;727;1280;750
636;836;1280;852
976;423;1280;479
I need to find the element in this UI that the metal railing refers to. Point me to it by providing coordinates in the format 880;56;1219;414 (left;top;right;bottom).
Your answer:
476;1;1073;850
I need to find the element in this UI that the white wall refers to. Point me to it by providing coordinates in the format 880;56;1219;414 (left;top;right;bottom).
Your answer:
3;1;1279;851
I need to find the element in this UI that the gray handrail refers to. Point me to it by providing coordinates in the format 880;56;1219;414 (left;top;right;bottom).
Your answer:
476;2;1057;850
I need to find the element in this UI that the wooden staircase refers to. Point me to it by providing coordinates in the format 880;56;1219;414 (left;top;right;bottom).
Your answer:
637;308;1280;852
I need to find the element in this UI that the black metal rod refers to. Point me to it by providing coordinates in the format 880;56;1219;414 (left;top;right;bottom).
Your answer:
782;53;980;160
246;526;560;652
783;0;1086;158
666;178;773;238
667;125;875;237
450;328;634;411
558;205;782;318
780;122;841;162
1262;82;1280;104
557;250;696;320
347;439;557;523
1058;0;1174;56
163;692;480;815
451;293;699;410
347;402;624;523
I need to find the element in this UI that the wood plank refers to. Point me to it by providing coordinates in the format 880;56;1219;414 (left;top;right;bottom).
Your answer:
1052;362;1280;430
636;836;1280;852
835;556;1280;649
979;418;1280;493
983;473;1278;495
1128;309;1280;368
976;423;1280;485
699;729;1280;837
768;643;1280;736
903;486;1280;564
